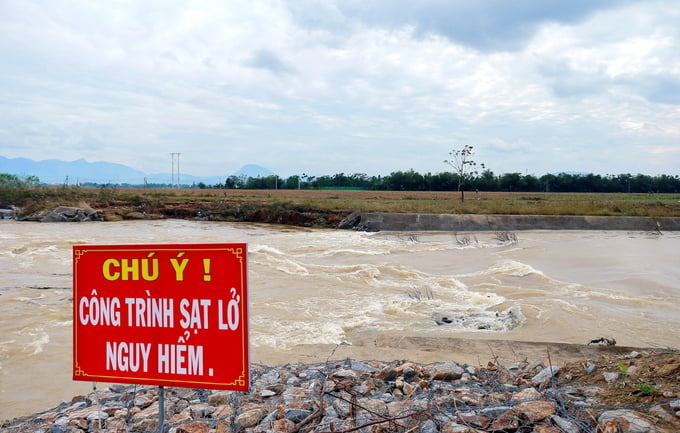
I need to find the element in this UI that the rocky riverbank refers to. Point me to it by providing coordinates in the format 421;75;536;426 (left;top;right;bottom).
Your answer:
11;202;350;228
9;203;680;232
3;350;680;433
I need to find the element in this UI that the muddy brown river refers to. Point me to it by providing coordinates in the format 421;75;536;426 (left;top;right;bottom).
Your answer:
1;219;678;419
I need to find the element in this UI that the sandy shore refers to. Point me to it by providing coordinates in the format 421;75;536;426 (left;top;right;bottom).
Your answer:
255;335;663;368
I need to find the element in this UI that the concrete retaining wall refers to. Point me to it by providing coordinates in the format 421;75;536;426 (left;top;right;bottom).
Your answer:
344;212;680;232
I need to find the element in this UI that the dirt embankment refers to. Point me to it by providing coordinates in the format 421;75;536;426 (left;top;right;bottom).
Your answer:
23;201;680;231
18;198;352;228
12;189;680;231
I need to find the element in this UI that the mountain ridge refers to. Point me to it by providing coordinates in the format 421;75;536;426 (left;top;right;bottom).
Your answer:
0;156;273;185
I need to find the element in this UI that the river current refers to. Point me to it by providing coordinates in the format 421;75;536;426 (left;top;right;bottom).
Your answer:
1;219;678;419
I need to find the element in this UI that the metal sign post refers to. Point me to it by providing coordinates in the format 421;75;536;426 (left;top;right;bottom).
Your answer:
158;386;165;433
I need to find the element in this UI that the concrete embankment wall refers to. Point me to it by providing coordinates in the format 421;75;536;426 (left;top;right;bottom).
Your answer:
344;212;680;232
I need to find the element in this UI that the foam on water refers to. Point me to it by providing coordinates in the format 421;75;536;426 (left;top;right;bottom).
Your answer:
247;252;521;349
245;232;535;346
249;244;288;256
486;260;546;278
20;328;50;355
251;319;349;348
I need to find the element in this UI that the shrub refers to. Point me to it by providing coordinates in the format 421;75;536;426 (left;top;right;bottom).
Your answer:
637;382;657;396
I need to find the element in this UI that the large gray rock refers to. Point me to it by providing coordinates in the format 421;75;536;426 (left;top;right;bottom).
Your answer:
0;205;20;219
433;307;519;330
598;409;656;433
40;205;101;222
284;408;312;423
531;366;560;385
430;361;465;381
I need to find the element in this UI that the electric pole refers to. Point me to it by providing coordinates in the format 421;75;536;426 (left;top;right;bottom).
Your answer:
169;153;182;188
177;153;181;188
170;153;174;187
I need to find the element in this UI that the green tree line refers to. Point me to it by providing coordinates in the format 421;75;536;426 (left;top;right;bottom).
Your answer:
3;171;680;194
0;173;41;188
206;171;680;194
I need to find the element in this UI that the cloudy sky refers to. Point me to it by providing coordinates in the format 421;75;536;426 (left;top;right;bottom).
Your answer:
1;0;679;178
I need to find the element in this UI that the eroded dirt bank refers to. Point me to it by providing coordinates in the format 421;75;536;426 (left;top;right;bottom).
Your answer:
19;201;680;231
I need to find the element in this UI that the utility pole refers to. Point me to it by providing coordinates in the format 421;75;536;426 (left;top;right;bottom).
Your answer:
170;153;174;188
176;153;181;188
169;153;182;188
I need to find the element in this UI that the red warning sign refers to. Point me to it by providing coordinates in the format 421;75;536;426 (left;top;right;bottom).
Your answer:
72;243;249;391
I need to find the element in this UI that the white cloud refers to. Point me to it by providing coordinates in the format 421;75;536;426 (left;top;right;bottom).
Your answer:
0;0;679;178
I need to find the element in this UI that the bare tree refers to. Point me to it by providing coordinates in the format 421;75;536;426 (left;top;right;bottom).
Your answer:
444;145;484;201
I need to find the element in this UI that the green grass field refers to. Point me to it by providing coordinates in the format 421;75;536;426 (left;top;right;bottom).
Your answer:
3;186;680;218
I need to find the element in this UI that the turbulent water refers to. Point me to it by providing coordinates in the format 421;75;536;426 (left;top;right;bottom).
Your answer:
1;219;679;419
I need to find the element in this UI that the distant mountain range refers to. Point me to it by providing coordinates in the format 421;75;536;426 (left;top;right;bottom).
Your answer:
0;156;274;186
